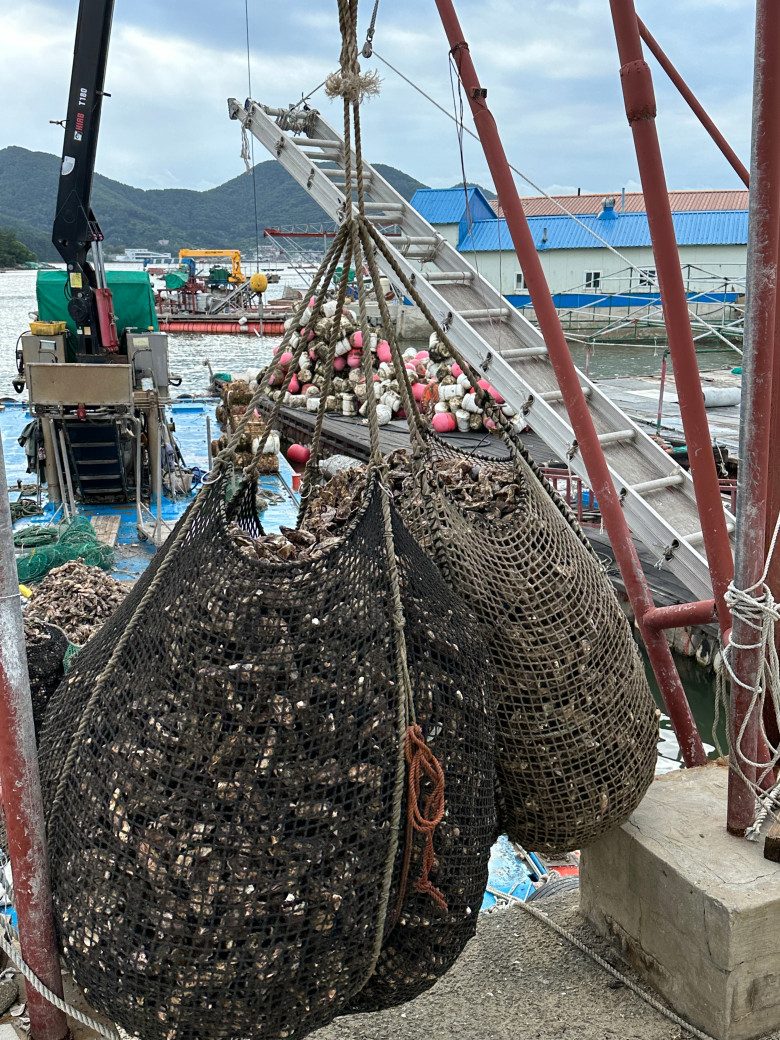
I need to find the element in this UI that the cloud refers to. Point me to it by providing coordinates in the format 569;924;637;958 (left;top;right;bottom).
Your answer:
0;0;755;197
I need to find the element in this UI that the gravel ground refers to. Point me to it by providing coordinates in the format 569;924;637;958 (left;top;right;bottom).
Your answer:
312;891;777;1040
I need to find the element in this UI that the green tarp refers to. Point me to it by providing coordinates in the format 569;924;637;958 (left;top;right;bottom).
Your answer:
36;269;159;339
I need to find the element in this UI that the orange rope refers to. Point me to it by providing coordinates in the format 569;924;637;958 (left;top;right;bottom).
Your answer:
403;723;448;913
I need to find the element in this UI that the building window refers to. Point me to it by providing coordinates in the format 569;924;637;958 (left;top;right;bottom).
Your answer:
515;271;527;291
639;268;656;287
585;270;601;291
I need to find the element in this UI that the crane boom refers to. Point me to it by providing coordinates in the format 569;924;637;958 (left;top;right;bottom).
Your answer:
52;0;119;354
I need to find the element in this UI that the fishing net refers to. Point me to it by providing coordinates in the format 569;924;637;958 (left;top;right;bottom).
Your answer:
15;517;114;584
22;619;67;736
394;438;658;854
36;213;494;1040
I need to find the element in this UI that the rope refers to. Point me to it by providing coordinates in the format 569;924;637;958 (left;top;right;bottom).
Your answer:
717;506;780;824
0;913;119;1039
403;725;448;913
484;887;717;1040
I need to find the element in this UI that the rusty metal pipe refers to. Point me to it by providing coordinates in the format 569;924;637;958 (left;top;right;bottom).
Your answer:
0;435;69;1040
637;16;749;187
644;600;717;631
433;0;707;766
609;0;734;640
727;0;780;835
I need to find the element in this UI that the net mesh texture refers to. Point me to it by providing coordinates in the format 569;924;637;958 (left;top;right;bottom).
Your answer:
37;474;494;1040
396;436;659;855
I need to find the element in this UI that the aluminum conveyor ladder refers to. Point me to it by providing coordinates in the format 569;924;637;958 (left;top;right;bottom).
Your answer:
229;98;735;602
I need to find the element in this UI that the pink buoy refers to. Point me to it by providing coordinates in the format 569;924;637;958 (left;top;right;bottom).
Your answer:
301;383;313;395
489;385;505;405
451;363;462;378
333;356;347;372
415;350;429;361
272;344;281;356
309;296;317;308
307;330;315;342
484;416;498;431
346;349;362;368
432;412;457;433
376;340;392;363
287;443;311;466
280;351;293;368
268;371;281;387
308;349;317;360
412;382;427;402
288;374;300;394
351;330;363;349
373;373;380;382
477;378;491;392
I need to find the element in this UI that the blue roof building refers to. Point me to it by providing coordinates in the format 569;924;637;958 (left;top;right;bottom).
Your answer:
411;188;748;308
410;186;496;248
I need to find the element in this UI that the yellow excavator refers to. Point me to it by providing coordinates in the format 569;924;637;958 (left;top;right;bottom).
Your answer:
178;249;246;284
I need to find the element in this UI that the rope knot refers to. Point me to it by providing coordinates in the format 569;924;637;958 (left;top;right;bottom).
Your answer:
325;67;381;104
404;723;448;913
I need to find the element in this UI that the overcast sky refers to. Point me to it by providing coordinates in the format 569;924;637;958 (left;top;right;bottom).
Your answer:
0;0;755;196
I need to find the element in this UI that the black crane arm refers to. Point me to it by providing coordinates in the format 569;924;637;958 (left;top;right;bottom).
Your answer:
52;0;119;354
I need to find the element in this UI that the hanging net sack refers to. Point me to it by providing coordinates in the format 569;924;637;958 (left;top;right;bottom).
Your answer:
298;188;659;857
37;210;495;1037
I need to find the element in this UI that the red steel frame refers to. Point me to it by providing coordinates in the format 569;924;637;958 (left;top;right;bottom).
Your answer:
0;437;68;1040
724;0;780;834
636;17;750;188
608;0;734;638
433;0;707;767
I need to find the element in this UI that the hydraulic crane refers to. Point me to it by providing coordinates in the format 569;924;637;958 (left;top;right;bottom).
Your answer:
51;0;119;356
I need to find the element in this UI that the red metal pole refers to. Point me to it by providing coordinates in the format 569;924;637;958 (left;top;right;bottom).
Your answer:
636;17;750;188
0;437;69;1040
727;0;780;833
433;0;707;767
609;0;734;640
644;600;716;632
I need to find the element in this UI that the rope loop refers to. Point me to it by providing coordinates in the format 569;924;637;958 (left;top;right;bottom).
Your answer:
404;724;448;913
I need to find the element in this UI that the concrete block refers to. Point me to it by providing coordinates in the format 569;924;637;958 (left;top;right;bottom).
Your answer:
581;765;780;1040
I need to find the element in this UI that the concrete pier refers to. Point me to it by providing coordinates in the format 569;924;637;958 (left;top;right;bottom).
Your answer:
582;765;780;1040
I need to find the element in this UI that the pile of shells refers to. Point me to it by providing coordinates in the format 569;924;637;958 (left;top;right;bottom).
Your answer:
251;300;520;434
26;561;127;646
228;449;522;563
212;380;279;475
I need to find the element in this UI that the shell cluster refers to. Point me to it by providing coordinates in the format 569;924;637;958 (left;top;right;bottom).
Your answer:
252;299;519;434
228;450;525;564
213;381;280;475
26;561;127;646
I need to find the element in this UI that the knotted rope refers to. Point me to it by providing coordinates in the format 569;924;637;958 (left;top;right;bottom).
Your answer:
716;508;780;835
404;724;448;913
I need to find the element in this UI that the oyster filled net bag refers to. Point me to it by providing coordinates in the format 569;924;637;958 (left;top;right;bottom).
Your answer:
304;444;658;857
403;439;659;855
36;473;494;1040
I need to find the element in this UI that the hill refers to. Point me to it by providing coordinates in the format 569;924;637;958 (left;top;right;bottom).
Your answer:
0;146;427;262
0;228;35;267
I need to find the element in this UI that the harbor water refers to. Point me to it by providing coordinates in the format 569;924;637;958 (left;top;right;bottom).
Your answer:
0;267;724;771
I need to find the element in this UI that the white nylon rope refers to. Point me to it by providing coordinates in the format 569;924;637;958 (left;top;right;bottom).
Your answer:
717;506;780;837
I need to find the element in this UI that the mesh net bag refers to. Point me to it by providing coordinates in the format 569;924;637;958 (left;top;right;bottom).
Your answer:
37;472;494;1040
349;512;495;1014
395;436;659;856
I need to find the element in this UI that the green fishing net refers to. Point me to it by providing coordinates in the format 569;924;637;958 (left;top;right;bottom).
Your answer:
15;517;114;584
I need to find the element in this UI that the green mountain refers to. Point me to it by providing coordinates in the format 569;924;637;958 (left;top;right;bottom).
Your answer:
0;228;35;267
0;146;428;262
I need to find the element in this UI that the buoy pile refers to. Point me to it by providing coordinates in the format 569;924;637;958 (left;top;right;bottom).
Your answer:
256;298;519;434
214;379;280;474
